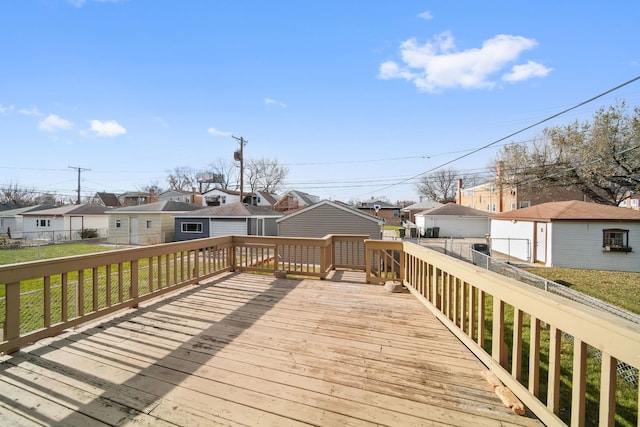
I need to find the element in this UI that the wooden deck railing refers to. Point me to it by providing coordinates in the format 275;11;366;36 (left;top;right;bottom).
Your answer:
3;235;638;425
0;234;368;355
366;240;640;427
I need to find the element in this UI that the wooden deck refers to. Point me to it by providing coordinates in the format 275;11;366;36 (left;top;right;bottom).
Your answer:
0;271;542;426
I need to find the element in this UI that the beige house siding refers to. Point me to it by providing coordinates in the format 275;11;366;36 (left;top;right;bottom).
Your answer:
278;203;381;239
107;213;176;244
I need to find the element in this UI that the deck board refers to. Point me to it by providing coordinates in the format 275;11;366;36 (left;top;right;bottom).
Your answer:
0;272;542;426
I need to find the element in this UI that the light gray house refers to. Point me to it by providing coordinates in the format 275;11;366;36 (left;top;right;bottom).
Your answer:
490;200;640;272
174;202;283;241
21;204;112;241
107;200;202;245
0;205;56;239
414;203;489;238
277;200;383;239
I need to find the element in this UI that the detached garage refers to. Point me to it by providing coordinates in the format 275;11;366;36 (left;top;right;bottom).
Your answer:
415;203;489;238
277;200;383;239
490;200;640;272
175;202;283;241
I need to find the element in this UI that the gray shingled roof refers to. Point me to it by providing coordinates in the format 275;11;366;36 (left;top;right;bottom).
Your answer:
21;204;112;216
109;200;202;213
418;203;489;217
96;192;120;207
181;202;283;217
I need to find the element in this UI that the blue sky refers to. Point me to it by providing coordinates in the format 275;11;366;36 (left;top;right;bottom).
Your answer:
1;1;639;204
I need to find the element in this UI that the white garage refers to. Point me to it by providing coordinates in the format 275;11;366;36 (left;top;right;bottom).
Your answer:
415;203;489;238
209;218;247;237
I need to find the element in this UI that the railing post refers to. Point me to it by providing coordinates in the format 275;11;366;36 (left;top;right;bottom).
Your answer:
4;282;21;353
364;241;372;283
399;244;405;282
273;244;279;273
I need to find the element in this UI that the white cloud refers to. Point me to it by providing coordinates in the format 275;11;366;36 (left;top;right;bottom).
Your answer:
39;114;73;132
503;60;553;82
265;98;286;108
208;127;232;137
18;107;43;116
379;31;550;92
417;10;433;20
0;104;15;114
89;119;126;137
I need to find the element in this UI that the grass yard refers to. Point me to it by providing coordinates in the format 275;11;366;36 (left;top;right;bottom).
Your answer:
0;243;117;266
523;267;640;315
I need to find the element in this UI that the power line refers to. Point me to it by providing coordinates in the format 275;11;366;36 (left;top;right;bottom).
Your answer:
355;75;640;197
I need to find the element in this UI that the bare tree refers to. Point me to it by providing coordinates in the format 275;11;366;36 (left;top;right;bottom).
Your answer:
496;100;640;205
244;158;289;193
205;159;237;190
416;168;460;203
138;180;165;195
166;166;200;192
0;182;37;206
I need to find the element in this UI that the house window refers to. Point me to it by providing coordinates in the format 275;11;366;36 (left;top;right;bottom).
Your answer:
519;201;531;208
603;229;631;251
116;220;122;228
510;202;516;211
491;203;497;212
221;196;226;204
182;222;203;233
146;220;152;228
36;219;50;227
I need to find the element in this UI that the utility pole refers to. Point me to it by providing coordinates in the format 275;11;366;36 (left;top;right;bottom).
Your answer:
231;135;247;203
68;165;91;204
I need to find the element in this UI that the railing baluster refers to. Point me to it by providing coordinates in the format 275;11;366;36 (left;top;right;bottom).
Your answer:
492;298;505;367
148;257;154;292
547;326;561;414
529;316;540;397
105;265;112;306
599;353;617;427
477;290;485;347
571;339;587;427
77;270;84;317
61;272;68;322
92;267;99;312
118;262;124;301
131;260;139;308
512;308;523;381
44;276;51;328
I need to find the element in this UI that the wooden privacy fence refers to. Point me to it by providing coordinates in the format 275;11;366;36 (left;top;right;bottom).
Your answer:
366;240;640;427
0;234;368;355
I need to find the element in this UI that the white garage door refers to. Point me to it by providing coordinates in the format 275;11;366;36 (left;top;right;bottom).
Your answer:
210;219;247;237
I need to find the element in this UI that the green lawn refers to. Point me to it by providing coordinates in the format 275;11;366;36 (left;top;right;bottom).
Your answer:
523;267;640;315
0;243;116;266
